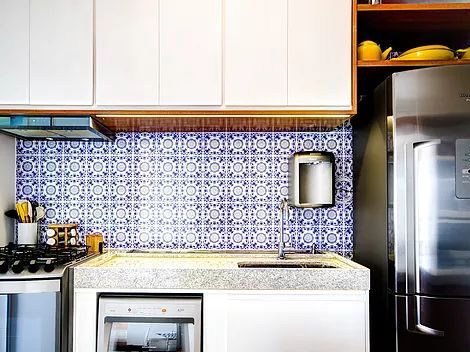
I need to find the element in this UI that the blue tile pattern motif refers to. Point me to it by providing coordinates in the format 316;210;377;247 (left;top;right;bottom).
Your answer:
16;123;353;256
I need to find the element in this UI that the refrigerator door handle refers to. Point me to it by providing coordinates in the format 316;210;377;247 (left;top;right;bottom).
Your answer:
404;139;441;295
406;295;445;337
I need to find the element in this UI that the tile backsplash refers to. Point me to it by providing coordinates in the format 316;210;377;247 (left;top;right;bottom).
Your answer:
16;123;353;256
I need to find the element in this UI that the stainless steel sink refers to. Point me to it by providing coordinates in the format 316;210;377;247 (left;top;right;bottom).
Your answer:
237;261;340;269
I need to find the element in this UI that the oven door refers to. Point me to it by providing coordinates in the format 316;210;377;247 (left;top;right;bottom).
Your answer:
0;280;61;352
97;296;202;352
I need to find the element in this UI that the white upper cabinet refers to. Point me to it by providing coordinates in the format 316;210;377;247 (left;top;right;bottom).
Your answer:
160;0;222;106
288;0;352;108
30;0;93;105
96;0;159;106
0;0;29;105
224;0;288;106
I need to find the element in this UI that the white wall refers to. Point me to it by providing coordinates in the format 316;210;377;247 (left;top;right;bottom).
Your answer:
0;134;15;246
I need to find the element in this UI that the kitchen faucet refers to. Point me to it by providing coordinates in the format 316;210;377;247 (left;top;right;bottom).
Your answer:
278;198;314;260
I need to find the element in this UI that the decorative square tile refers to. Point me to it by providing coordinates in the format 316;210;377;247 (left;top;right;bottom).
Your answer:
203;156;226;179
203;133;226;155
226;156;250;178
178;226;203;249
251;226;275;250
250;133;273;155
63;156;87;178
226;202;249;226
87;180;110;202
179;179;202;202
155;226;180;249
110;180;133;202
133;133;156;154
63;140;86;155
202;180;225;202
180;133;203;155
156;133;179;155
180;156;204;179
17;140;40;155
40;140;63;155
202;225;226;249
110;156;133;178
180;204;203;226
86;203;109;225
204;204;226;225
111;134;133;155
17;156;40;179
226;133;249;155
87;156;110;178
226;180;249;202
272;156;289;177
134;156;157;179
40;157;62;178
133;203;156;225
134;179;157;202
87;140;111;155
40;181;63;201
250;156;272;178
273;133;296;155
64;203;85;223
156;156;180;178
63;178;86;202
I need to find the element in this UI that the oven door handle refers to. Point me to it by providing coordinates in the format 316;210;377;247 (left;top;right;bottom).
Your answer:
104;316;194;324
0;280;60;294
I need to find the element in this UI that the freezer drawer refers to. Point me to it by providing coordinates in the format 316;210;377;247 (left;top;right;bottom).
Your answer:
394;294;470;352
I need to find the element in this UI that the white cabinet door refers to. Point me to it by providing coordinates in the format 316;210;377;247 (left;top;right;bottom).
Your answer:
224;0;287;106
96;0;159;106
30;0;93;105
160;0;222;106
0;0;29;104
288;0;352;108
205;292;368;352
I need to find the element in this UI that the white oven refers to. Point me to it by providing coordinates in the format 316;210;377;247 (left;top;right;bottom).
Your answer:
97;296;202;352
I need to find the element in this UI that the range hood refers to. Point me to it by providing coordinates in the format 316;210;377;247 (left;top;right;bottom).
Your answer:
0;116;115;141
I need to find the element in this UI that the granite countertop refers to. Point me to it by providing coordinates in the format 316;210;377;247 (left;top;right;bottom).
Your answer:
73;251;370;291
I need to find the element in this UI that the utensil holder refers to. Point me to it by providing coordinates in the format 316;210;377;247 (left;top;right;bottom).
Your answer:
17;223;38;244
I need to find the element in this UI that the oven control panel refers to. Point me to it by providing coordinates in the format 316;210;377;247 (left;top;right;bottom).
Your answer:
456;139;470;198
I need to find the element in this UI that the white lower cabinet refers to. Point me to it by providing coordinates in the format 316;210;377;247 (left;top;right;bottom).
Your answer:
74;290;368;352
204;291;369;352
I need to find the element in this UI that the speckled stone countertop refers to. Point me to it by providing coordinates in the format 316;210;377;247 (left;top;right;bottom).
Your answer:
73;251;369;291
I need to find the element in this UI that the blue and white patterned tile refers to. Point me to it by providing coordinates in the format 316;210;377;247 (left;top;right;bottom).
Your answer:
87;180;110;202
250;133;273;156
64;203;85;223
203;133;226;155
63;178;85;202
226;133;249;155
40;181;62;201
40;140;63;155
16;127;354;253
250;156;272;178
110;180;133;202
226;180;249;202
63;141;86;155
156;156;180;179
204;204;226;225
134;179;157;202
86;203;109;225
226;156;250;178
17;156;39;178
40;157;62;178
226;202;249;226
87;156;110;178
17;140;40;155
179;180;202;202
87;140;111;155
273;133;296;155
133;133;156;155
180;156;204;179
63;156;87;178
251;226;275;250
111;134;133;155
203;156;226;179
134;156;157;179
180;133;204;155
178;226;203;249
226;226;250;250
203;180;225;202
156;133;179;155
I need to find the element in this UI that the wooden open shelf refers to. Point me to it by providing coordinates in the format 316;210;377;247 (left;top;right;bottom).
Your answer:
358;59;470;67
358;3;470;12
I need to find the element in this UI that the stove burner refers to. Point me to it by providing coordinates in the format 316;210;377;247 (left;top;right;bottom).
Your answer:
0;243;89;275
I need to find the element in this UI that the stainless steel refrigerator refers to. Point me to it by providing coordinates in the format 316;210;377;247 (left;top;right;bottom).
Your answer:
353;65;470;352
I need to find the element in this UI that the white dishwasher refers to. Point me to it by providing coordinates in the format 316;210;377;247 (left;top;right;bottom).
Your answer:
97;296;202;352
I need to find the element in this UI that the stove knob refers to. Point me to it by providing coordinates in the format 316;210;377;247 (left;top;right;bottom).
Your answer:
12;260;24;274
0;260;8;274
28;260;39;273
43;260;55;273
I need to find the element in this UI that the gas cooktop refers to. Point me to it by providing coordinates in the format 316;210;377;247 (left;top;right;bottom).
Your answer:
0;243;90;278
